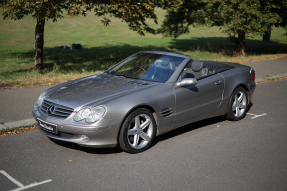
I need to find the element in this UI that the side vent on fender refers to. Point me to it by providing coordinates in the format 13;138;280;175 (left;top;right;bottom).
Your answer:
160;108;174;117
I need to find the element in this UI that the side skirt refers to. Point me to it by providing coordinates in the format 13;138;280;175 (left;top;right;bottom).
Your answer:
156;110;226;136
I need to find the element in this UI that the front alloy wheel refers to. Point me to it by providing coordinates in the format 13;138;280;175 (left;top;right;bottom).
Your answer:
119;109;156;153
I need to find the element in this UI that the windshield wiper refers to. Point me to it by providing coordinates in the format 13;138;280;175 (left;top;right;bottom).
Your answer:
113;73;139;79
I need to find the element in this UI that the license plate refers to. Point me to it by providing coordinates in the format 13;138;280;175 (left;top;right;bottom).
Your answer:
38;119;57;134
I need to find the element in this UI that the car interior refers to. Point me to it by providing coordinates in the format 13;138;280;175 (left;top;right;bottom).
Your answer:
150;57;175;82
181;61;211;80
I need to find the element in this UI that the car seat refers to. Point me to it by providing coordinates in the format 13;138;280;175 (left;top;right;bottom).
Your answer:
151;57;175;82
191;61;208;79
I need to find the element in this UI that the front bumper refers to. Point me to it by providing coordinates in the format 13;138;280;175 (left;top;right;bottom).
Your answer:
33;107;121;148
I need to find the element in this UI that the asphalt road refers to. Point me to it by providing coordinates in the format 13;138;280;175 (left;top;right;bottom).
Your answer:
0;79;286;191
0;86;49;123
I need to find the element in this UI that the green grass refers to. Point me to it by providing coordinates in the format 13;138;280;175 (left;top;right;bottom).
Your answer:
0;8;287;87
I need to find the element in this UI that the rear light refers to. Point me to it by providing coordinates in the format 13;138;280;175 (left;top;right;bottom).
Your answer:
252;69;255;81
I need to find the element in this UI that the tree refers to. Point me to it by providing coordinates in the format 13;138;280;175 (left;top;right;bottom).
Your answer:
1;0;94;69
0;0;175;69
159;0;287;55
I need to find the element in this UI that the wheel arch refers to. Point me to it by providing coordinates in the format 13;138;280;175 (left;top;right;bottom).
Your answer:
117;104;159;143
225;84;249;121
225;83;250;115
232;83;250;103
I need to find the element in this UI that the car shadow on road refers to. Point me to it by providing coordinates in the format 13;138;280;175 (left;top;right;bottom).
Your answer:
152;102;254;148
246;102;253;113
151;116;226;148
49;138;123;155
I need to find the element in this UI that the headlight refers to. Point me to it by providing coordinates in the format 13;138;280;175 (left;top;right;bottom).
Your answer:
34;91;46;107
74;106;106;123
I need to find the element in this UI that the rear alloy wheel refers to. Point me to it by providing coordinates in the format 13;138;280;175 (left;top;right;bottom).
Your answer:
226;87;248;121
119;109;156;153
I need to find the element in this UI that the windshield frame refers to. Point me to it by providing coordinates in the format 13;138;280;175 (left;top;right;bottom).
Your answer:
106;52;185;83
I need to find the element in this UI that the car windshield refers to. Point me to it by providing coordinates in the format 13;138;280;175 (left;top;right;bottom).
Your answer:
108;53;184;83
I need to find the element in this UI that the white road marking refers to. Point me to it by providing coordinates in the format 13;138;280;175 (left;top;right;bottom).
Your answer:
247;113;267;119
11;179;52;191
0;170;24;187
0;170;52;191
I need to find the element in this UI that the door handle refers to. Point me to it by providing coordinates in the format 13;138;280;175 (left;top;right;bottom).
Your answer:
215;80;223;85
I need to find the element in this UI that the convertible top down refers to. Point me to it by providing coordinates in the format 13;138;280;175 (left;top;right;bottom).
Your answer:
33;51;256;153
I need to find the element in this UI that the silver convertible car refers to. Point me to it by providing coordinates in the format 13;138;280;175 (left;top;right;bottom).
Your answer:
33;51;256;153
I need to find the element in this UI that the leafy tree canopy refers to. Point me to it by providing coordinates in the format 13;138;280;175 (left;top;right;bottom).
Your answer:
0;0;176;69
159;0;287;54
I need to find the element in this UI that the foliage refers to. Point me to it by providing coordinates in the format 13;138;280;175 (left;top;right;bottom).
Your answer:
159;0;287;54
158;0;207;38
1;0;92;21
93;0;175;35
0;0;176;69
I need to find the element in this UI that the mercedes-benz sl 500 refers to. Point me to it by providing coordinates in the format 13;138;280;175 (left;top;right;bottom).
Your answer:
33;51;256;153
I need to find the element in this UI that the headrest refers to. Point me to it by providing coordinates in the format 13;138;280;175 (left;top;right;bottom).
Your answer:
192;61;205;72
159;57;170;66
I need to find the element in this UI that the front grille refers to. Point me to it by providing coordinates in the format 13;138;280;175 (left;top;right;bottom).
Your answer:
40;100;74;119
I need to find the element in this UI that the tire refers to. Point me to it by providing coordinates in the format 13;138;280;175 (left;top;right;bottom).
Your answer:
226;87;248;121
119;108;156;153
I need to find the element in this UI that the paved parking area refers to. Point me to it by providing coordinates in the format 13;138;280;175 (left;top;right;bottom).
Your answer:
0;170;51;191
0;79;287;191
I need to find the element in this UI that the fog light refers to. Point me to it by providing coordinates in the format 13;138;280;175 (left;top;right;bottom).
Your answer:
81;135;89;140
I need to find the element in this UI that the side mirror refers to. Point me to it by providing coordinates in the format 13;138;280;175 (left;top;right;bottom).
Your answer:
176;78;197;88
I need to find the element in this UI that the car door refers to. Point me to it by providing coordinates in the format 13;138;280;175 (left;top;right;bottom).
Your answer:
174;68;224;123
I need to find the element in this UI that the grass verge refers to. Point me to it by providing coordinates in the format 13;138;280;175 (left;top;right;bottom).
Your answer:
1;8;287;88
0;125;37;137
256;76;287;84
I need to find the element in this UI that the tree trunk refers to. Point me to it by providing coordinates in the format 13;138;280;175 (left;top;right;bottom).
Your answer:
236;30;246;55
34;19;45;70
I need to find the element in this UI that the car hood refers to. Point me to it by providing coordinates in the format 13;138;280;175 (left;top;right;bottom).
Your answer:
45;73;159;109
